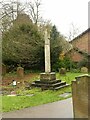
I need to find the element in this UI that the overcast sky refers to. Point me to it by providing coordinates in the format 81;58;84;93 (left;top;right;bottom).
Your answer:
41;0;89;38
4;0;90;38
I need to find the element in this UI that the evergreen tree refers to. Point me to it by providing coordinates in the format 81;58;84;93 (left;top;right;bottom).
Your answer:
2;13;44;70
50;25;62;71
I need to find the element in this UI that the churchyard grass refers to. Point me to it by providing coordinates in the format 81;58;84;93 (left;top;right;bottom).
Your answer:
2;87;71;112
57;72;84;84
2;72;84;112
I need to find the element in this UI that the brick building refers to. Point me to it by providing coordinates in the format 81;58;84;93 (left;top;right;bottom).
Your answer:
66;28;90;62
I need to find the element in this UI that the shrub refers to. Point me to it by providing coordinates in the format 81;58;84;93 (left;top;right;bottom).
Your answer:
70;68;80;73
52;57;76;71
77;58;88;68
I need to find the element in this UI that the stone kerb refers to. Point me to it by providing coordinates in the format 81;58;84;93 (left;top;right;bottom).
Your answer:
72;74;90;118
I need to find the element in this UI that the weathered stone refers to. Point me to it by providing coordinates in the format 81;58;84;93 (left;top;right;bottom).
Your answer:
72;74;90;118
40;72;56;81
31;30;69;90
81;67;88;73
44;30;51;73
2;64;7;75
17;67;24;78
59;68;66;75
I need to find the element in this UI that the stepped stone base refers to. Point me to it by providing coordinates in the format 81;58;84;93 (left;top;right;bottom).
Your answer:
31;72;69;90
40;72;56;81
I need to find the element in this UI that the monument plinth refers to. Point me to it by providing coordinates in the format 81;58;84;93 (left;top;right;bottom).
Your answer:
40;72;56;81
31;29;69;90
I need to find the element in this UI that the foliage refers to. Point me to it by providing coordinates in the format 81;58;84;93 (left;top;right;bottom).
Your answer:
77;58;88;68
50;25;63;70
50;25;72;71
2;14;44;70
50;25;59;40
53;56;76;71
2;17;69;72
56;72;83;84
70;68;80;73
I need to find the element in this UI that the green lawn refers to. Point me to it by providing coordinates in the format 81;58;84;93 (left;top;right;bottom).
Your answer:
56;72;84;84
2;87;71;112
2;72;84;112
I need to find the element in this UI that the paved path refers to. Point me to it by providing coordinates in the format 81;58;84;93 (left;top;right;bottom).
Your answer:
3;98;73;118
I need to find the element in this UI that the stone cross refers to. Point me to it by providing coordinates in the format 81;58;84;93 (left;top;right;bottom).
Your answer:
44;30;51;73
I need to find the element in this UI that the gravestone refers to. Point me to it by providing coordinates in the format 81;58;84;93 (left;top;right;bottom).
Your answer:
72;74;90;118
17;67;24;78
81;67;88;73
2;64;7;75
59;68;66;75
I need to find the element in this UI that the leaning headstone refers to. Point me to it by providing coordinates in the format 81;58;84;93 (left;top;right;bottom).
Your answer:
81;67;88;73
59;68;66;75
17;67;24;78
72;74;90;118
2;64;7;75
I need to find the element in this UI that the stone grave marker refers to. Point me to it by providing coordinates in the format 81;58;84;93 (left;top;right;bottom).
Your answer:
72;74;90;118
59;68;66;75
2;64;7;75
17;67;24;78
81;67;88;73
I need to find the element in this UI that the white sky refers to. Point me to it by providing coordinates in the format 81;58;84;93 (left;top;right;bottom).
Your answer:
3;0;90;38
41;0;89;38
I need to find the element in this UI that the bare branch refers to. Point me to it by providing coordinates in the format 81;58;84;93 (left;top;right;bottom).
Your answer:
0;0;25;31
27;0;42;25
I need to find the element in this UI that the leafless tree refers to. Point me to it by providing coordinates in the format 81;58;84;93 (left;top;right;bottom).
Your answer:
68;23;81;41
26;0;42;25
0;0;25;32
